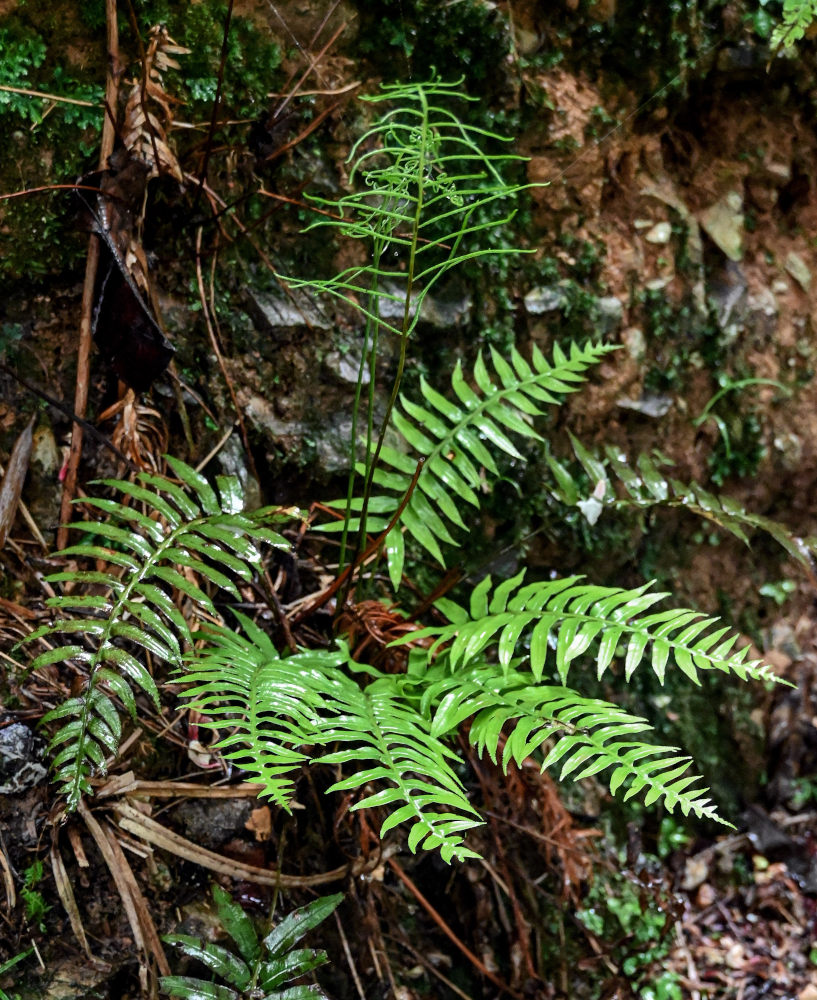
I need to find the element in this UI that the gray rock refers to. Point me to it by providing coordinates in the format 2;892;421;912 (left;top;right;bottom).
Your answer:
174;798;253;850
524;285;568;315
0;724;47;795
325;350;371;386
315;416;355;475
644;221;672;244
244;288;333;339
785;251;811;291
617;394;673;418
597;295;623;333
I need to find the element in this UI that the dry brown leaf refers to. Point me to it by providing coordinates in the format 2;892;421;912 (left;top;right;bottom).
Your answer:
245;805;273;842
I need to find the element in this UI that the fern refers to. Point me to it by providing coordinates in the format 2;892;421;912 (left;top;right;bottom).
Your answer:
161;884;341;1000
546;439;817;574
175;569;784;861
25;458;292;810
420;663;722;822
322;340;616;586
281;78;534;570
771;0;817;48
181;619;482;863
403;573;778;686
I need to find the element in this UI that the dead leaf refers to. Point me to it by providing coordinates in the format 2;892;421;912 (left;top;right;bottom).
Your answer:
245;806;273;842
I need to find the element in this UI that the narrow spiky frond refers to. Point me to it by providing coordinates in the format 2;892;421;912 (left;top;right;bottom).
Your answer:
401;572;780;686
323;341;616;584
25;458;292;810
283;78;531;338
546;439;817;574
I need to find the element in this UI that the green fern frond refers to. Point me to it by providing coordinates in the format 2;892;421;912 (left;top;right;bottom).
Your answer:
771;0;817;48
419;662;722;823
399;572;779;687
24;460;293;811
181;623;482;863
323;341;616;583
547;440;817;575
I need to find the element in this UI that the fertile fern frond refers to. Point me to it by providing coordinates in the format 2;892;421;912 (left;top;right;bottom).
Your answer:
25;458;292;810
181;622;482;863
399;572;780;687
420;662;723;823
323;341;616;583
283;79;531;338
547;439;817;575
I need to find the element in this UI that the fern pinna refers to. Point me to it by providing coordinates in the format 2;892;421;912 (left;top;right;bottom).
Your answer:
322;340;617;586
25;458;291;810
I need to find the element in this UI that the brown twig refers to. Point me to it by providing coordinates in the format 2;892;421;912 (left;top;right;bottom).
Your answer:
57;0;120;550
192;0;234;210
193;226;259;483
292;459;423;626
386;856;522;998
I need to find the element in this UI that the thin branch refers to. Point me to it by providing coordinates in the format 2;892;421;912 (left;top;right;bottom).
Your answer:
57;0;120;550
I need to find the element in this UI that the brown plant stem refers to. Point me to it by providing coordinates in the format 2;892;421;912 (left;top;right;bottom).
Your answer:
57;0;120;550
387;856;522;998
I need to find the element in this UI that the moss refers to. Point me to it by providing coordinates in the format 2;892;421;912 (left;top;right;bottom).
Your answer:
356;0;510;94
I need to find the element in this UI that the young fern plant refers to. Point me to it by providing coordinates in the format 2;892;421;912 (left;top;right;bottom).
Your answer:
25;458;293;810
32;81;790;867
161;885;341;1000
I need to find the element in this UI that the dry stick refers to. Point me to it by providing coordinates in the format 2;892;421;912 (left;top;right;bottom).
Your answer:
193;227;259;484
334;910;367;1000
57;0;119;551
192;0;234;212
386;856;522;999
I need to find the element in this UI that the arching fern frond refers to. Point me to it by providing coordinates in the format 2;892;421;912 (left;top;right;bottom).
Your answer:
24;459;293;811
180;620;482;863
419;662;723;823
323;341;616;584
399;572;780;686
546;439;817;575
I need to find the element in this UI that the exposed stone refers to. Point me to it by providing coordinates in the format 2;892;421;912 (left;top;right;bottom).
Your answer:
524;284;567;314
324;349;371;385
596;295;623;332
644;221;672;244
707;259;747;333
314;415;355;475
617;394;673;418
699;190;744;261
621;326;645;360
0;724;47;795
785;250;811;291
174;798;254;850
243;288;333;340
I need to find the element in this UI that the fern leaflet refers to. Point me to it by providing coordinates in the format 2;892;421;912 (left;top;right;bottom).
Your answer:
25;458;292;811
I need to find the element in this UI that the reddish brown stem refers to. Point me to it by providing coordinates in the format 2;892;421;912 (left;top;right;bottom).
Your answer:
387;856;522;998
